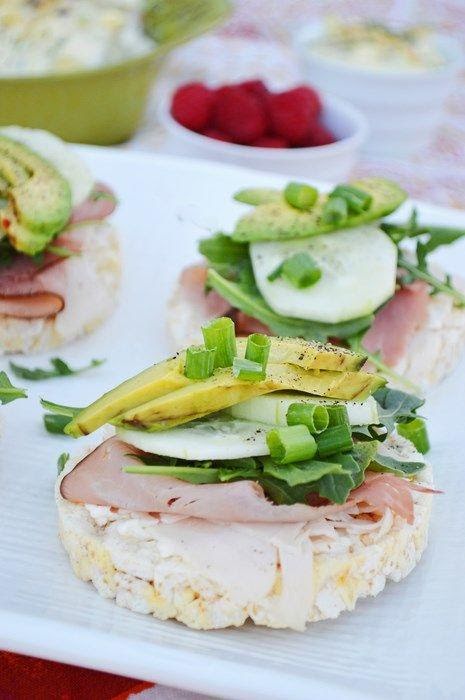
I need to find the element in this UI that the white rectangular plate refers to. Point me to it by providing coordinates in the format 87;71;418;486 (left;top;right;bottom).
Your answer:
1;148;464;700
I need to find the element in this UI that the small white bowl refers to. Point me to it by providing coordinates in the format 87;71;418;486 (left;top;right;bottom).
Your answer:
294;22;462;157
159;92;367;181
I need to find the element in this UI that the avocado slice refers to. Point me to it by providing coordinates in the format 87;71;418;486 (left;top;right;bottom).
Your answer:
231;178;407;243
66;338;368;437
114;364;384;431
0;136;72;255
236;336;366;371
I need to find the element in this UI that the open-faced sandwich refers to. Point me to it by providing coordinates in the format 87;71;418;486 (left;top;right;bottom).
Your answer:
169;178;465;391
55;319;436;630
0;126;120;354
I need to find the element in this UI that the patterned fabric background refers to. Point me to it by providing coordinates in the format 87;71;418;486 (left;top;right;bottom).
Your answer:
133;0;465;209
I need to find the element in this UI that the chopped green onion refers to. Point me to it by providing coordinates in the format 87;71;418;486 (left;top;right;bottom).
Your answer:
233;357;264;381
326;404;350;427
281;252;321;289
331;185;372;213
267;262;284;282
184;345;216;380
286;403;329;434
284;182;318;211
266;425;317;464
44;413;71;434
202;316;236;368
316;425;353;458
397;418;430;454
245;333;270;371
322;195;348;225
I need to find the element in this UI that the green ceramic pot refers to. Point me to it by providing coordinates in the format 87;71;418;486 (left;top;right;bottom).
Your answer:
0;0;230;145
0;52;161;145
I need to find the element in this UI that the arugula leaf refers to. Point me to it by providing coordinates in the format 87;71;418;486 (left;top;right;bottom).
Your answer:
57;452;70;475
10;357;105;381
40;399;81;417
258;475;309;505
262;457;347;487
199;233;249;265
349;441;380;486
373;387;424;434
219;467;262;482
312;471;355;504
207;267;373;342
124;464;221;484
0;371;27;404
44;413;72;435
370;452;425;477
398;254;465;308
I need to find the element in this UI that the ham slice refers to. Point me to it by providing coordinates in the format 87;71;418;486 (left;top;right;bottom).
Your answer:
233;311;271;336
179;265;231;319
61;437;435;524
70;183;117;224
363;281;430;366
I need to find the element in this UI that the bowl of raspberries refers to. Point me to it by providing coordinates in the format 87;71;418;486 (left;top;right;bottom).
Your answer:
161;79;367;178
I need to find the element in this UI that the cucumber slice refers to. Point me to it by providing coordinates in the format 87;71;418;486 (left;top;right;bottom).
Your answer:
250;224;397;323
117;415;272;460
0;126;93;207
232;177;406;242
227;393;379;427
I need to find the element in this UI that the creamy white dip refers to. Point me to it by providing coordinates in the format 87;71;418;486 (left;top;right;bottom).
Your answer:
309;20;447;73
0;0;155;76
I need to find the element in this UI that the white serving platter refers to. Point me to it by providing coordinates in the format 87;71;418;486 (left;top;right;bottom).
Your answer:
1;148;465;700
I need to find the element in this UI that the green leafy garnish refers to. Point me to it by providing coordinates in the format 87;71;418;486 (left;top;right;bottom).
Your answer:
44;413;72;435
0;371;27;404
370;452;425;477
40;399;81;417
373;387;424;435
57;452;70;475
10;357;105;381
207;267;373;342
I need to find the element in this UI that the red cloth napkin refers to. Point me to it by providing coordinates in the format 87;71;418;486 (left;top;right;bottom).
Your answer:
0;651;153;700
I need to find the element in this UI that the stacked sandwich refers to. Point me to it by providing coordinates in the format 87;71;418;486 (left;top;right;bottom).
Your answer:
57;318;435;630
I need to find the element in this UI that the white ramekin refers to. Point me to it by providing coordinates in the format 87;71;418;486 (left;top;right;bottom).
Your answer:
294;23;462;157
159;92;368;180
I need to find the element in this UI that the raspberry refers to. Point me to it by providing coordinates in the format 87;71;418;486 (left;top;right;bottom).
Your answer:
238;79;269;101
171;82;213;132
252;136;288;148
202;129;233;143
269;86;322;146
309;124;336;146
212;86;267;144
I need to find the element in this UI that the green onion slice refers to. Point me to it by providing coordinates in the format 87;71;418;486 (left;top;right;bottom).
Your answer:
331;184;372;213
326;404;350;427
316;424;353;458
286;402;329;434
284;182;318;211
281;252;322;289
202;316;236;368
232;357;264;381
397;418;430;454
184;345;216;380
266;425;317;464
322;195;348;225
267;262;283;282
245;333;270;372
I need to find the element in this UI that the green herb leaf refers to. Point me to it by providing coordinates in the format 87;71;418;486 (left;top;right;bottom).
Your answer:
57;452;70;475
373;386;424;434
123;465;221;484
0;371;27;404
370;452;425;477
198;232;249;265
44;413;72;434
40;399;81;417
398;254;465;308
263;457;346;487
10;357;105;381
207;266;373;342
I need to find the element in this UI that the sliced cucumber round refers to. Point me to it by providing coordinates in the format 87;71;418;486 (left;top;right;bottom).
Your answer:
250;224;397;323
117;415;272;461
0;126;93;207
227;392;379;427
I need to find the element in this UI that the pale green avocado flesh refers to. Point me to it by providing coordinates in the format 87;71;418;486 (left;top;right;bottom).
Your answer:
0;136;72;255
231;177;407;242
